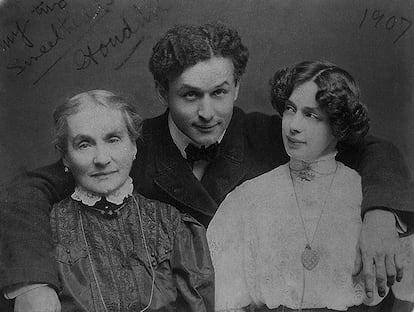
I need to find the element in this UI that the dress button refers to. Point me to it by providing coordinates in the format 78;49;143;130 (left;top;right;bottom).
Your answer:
151;252;156;257
151;260;157;267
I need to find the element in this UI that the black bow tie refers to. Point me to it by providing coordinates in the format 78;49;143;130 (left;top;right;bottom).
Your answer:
185;142;220;162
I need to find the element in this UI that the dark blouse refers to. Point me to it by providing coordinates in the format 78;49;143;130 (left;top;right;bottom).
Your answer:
50;191;214;312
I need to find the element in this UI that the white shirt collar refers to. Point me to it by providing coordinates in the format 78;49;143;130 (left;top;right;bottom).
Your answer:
71;177;134;206
168;113;226;159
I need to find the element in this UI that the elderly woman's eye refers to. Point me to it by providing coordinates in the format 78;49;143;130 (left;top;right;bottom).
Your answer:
78;142;90;149
108;137;121;144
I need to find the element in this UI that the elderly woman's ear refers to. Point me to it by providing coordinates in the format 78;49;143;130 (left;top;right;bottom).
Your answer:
62;156;70;173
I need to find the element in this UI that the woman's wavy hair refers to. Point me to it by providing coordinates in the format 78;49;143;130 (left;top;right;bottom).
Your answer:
149;22;249;93
53;90;142;154
270;60;370;146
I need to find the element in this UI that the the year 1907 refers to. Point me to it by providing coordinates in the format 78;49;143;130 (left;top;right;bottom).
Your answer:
359;8;412;44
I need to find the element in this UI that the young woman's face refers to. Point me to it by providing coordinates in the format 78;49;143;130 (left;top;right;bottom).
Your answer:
63;102;137;195
282;80;338;162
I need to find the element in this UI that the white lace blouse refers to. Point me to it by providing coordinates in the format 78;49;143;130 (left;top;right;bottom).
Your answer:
207;157;414;311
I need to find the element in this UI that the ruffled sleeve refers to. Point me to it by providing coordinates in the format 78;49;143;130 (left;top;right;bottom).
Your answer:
171;213;215;312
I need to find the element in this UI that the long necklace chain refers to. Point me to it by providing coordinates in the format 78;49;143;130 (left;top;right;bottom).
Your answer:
79;196;155;312
289;163;338;311
290;163;338;255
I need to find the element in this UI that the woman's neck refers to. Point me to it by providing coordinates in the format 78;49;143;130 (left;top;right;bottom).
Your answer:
289;151;337;181
71;177;133;206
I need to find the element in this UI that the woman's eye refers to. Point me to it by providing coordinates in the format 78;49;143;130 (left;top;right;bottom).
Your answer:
306;112;320;119
78;142;90;149
108;137;121;144
284;104;295;113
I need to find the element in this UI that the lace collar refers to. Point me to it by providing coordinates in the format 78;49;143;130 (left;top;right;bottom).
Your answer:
71;177;134;206
289;151;338;181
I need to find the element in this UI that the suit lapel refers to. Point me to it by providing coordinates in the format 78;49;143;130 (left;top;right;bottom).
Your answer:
201;108;246;205
151;108;247;218
152;112;218;217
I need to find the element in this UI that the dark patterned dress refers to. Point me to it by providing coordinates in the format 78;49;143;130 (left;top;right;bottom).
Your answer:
51;191;214;312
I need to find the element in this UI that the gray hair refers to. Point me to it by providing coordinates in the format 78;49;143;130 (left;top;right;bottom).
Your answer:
53;90;142;153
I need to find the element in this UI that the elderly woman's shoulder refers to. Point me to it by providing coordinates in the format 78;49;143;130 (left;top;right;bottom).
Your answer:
132;191;201;231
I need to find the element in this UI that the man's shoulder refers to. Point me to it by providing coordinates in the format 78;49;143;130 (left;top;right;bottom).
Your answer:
142;111;167;132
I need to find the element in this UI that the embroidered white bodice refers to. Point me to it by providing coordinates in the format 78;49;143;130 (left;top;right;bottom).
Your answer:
207;159;414;311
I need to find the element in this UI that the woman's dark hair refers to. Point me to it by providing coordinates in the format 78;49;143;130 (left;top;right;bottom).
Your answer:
53;90;142;153
270;60;370;145
149;22;249;93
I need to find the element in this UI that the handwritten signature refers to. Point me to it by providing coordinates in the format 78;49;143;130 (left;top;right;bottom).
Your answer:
74;2;169;71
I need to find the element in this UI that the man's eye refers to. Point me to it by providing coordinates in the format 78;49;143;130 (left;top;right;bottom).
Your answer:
182;91;199;100
213;89;228;97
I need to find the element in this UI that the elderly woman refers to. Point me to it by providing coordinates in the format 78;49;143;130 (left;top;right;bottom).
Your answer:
49;90;214;311
207;61;414;312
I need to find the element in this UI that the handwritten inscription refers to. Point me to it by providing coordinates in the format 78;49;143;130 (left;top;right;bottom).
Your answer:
74;1;169;71
32;0;68;15
7;17;81;76
1;20;34;52
359;8;412;44
74;16;138;70
4;0;169;84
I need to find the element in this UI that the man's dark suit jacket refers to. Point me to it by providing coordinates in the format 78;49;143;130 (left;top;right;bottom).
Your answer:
0;107;412;292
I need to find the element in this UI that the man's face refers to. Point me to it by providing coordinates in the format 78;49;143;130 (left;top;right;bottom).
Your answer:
165;56;240;146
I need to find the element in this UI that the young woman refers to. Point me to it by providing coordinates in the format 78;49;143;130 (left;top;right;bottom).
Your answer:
207;61;414;312
50;90;214;311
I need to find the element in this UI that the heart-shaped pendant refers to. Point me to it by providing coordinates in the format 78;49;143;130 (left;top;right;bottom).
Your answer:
301;244;319;270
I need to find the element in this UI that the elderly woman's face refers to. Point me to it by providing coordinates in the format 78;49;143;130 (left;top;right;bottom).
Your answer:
63;102;137;195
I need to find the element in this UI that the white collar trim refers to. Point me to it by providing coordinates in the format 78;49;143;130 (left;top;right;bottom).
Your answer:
71;177;133;206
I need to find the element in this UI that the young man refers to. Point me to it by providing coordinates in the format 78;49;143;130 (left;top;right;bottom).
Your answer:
1;23;412;311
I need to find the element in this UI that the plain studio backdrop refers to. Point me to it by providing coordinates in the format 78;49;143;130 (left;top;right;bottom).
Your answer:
0;0;413;187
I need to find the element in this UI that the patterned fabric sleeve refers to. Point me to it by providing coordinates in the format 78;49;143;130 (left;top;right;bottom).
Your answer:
171;213;215;312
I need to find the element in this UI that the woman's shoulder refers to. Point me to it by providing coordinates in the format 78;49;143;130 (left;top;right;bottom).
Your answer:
131;191;197;232
229;163;289;198
52;196;78;214
336;161;362;185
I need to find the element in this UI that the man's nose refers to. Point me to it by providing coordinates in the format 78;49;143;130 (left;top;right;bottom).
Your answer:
198;96;214;121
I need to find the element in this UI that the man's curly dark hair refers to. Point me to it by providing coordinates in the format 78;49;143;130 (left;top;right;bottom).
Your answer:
149;23;249;92
270;60;370;145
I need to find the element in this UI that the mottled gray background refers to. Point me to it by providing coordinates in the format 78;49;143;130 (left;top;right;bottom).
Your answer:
1;0;413;187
